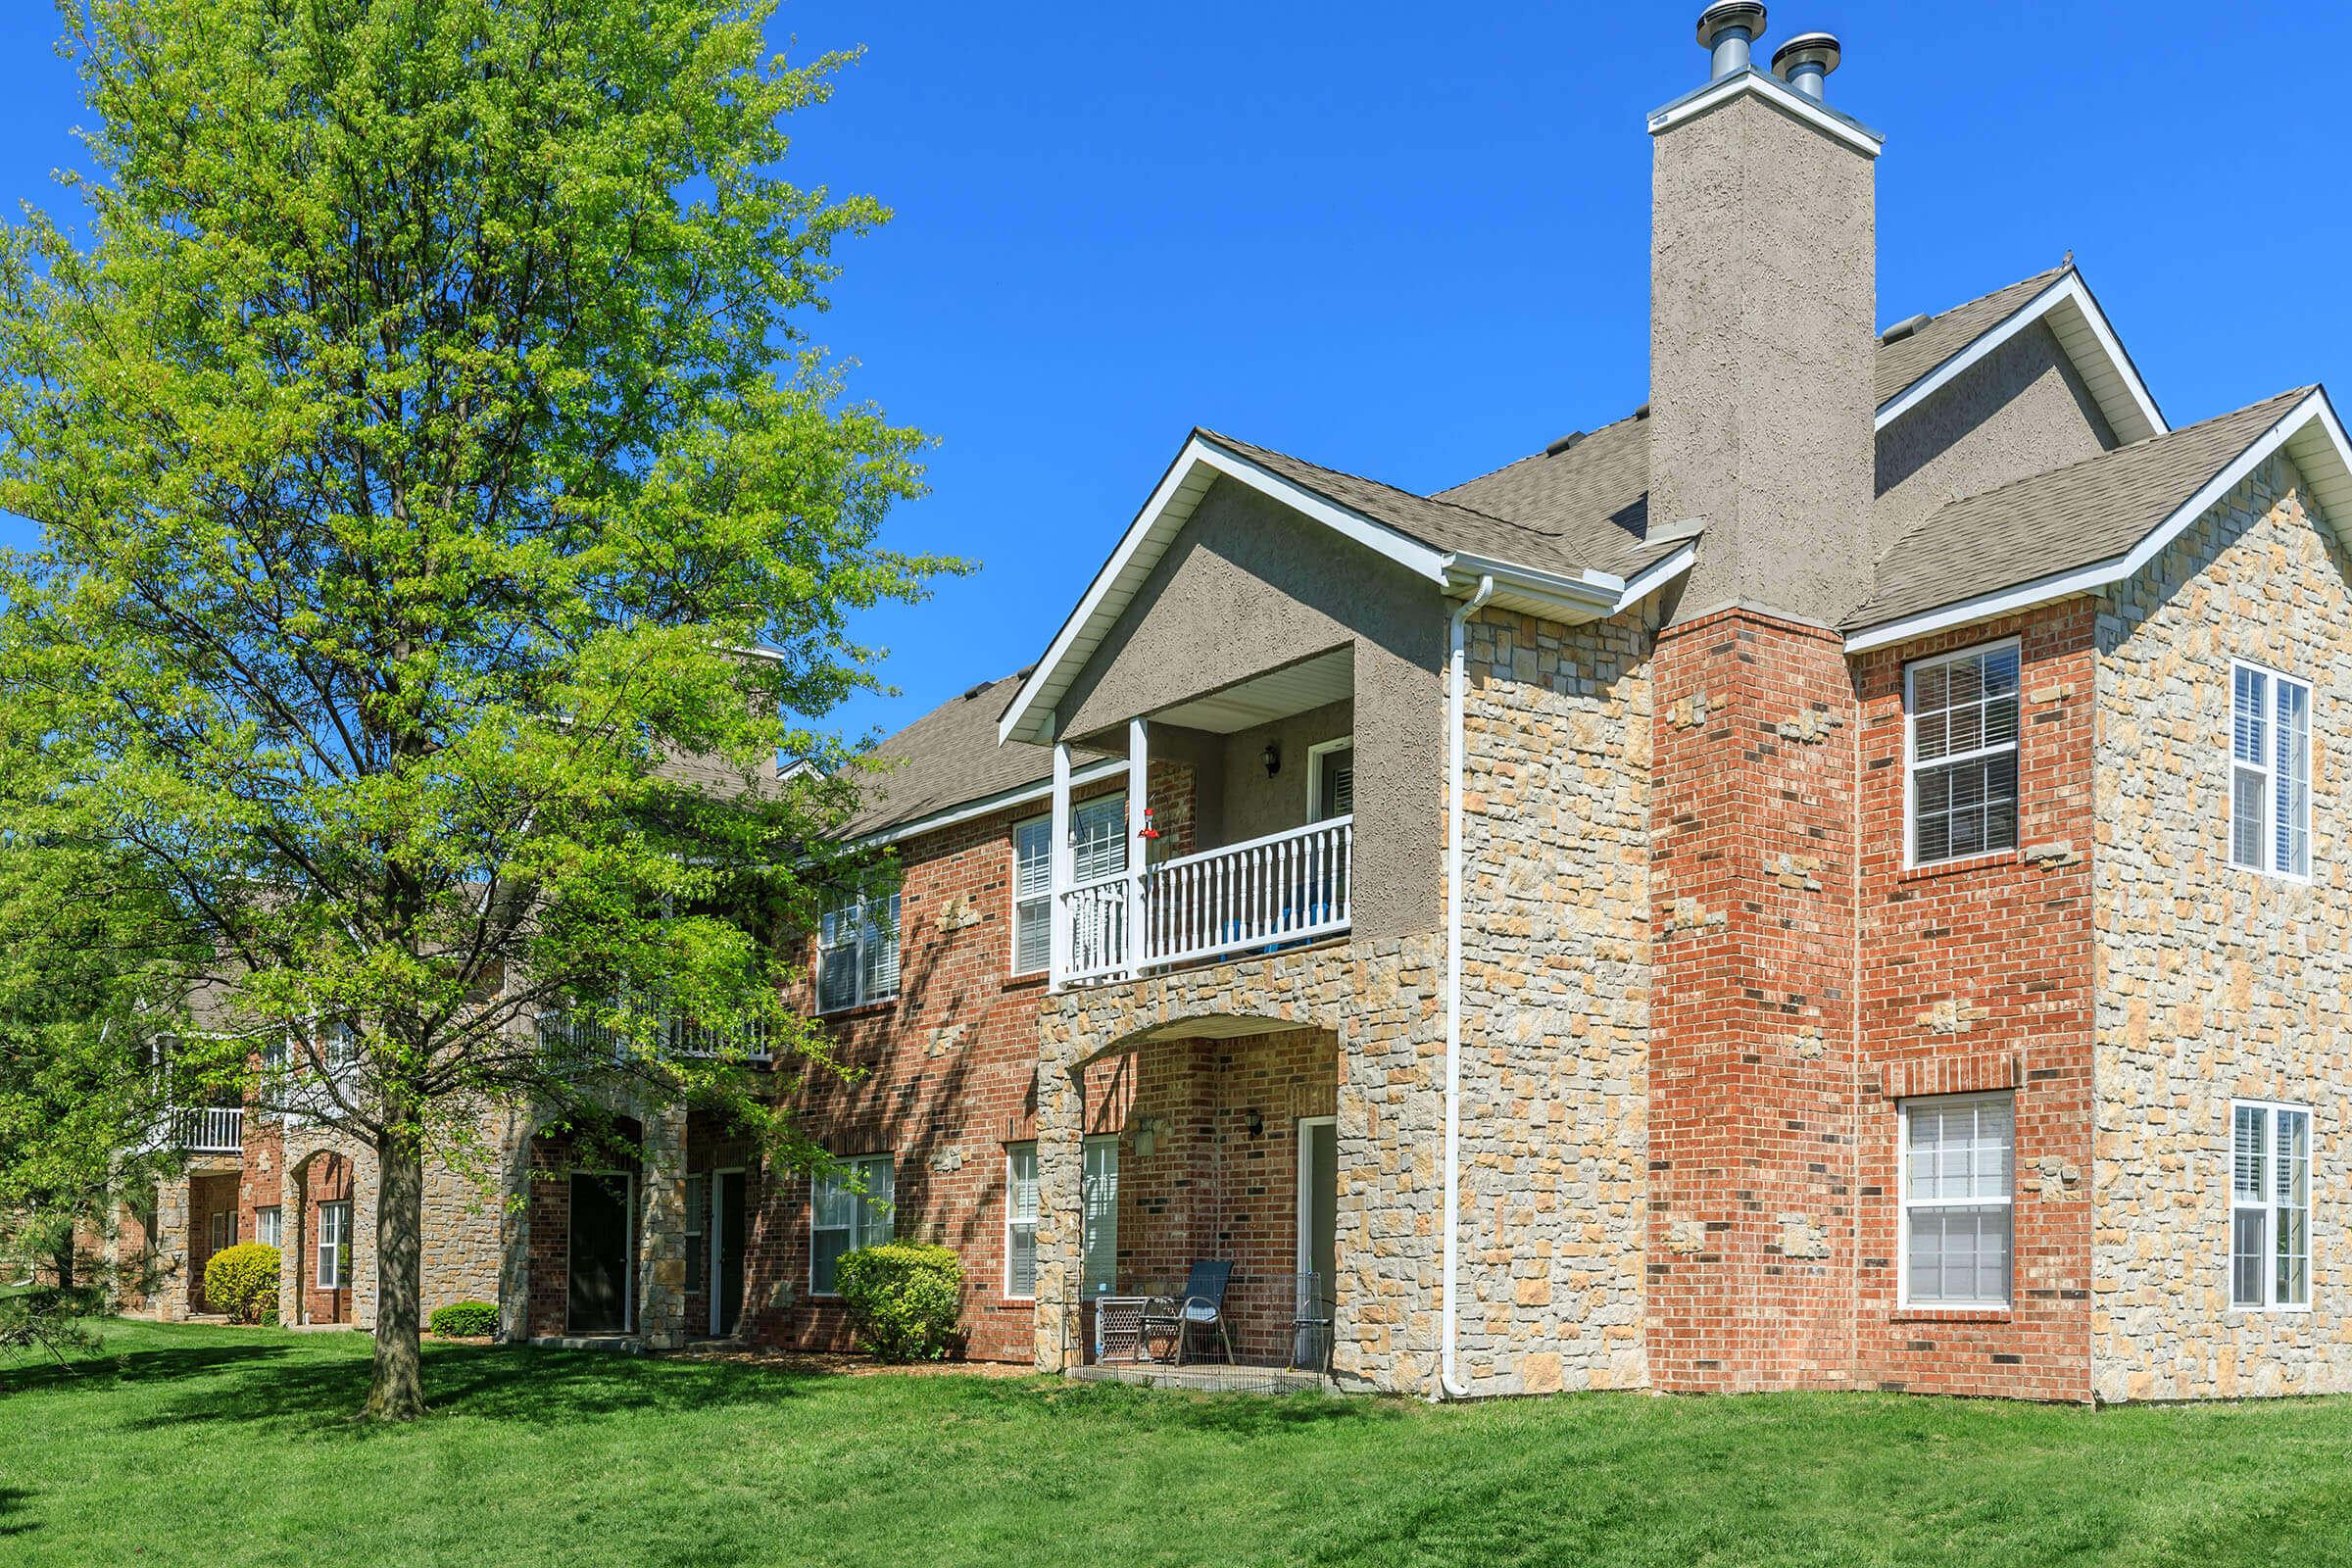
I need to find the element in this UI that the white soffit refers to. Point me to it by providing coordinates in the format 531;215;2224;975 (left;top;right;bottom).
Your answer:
1845;387;2352;655
1875;271;2168;446
1152;647;1352;735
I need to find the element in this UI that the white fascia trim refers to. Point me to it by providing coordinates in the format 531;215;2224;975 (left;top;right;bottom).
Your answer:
1844;388;2335;655
1611;539;1701;613
996;435;1450;747
1645;69;1884;159
1874;272;2168;441
1443;553;1619;611
851;758;1125;851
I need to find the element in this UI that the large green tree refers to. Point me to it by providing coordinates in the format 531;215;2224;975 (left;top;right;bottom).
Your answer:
0;0;942;1418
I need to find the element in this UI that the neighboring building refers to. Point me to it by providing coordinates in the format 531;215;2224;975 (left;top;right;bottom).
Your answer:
127;10;2352;1404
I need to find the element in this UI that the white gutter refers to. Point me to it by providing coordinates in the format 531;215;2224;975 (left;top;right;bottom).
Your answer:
1437;571;1494;1401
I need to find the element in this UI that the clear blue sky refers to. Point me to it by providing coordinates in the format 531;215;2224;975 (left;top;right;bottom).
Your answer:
0;1;2343;747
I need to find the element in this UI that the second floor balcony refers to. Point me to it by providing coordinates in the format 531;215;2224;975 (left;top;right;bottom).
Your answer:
1045;648;1364;989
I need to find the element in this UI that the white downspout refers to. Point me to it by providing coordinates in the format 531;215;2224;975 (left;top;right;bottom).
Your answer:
1438;573;1494;1401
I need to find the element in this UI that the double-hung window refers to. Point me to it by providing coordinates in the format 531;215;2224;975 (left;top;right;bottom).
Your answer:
2230;1102;2311;1310
1012;818;1054;975
255;1205;282;1249
816;879;902;1012
810;1154;894;1296
1005;1143;1040;1298
318;1200;352;1291
1901;1092;2014;1308
1004;1139;1116;1297
2230;663;2312;878
1907;641;2021;866
1014;796;1126;976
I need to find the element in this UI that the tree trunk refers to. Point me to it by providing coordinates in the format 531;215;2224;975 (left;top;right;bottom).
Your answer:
364;1129;427;1420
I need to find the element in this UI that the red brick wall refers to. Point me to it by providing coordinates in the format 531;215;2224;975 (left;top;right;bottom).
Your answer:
1645;602;2097;1399
1085;1028;1337;1361
752;786;1095;1359
1851;603;2096;1400
239;1120;284;1252
1647;608;1861;1392
299;1153;355;1325
185;1171;241;1312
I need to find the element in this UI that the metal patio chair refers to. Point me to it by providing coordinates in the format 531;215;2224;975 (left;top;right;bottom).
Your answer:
1139;1259;1236;1366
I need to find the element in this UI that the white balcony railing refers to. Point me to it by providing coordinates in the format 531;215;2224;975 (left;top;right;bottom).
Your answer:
537;1008;774;1071
174;1105;244;1155
1057;815;1352;985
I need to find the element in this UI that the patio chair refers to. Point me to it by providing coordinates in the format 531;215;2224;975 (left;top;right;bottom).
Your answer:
1139;1259;1236;1366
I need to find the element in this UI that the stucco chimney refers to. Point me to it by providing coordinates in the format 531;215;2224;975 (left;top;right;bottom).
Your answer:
1647;11;1883;626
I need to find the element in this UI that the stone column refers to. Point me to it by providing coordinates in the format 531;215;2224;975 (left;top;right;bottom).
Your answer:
1032;1007;1087;1372
154;1178;191;1322
277;1157;305;1326
638;1104;688;1348
349;1141;381;1331
496;1116;537;1343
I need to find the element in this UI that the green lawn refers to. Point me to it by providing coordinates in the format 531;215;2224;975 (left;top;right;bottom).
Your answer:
5;1322;2352;1566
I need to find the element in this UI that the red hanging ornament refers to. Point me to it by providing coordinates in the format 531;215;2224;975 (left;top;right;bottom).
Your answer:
1138;805;1161;840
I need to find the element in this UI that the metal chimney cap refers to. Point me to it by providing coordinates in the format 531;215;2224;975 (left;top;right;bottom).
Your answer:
1696;1;1767;48
1771;30;1841;77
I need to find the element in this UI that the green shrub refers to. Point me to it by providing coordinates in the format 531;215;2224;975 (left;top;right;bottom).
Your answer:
429;1299;499;1338
203;1243;280;1325
832;1243;963;1362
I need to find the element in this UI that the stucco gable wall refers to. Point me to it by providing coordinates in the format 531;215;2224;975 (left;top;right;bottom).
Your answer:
1054;475;1448;940
1873;319;2118;555
2092;451;2352;1399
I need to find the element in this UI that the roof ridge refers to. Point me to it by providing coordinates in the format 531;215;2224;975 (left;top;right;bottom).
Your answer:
1889;263;2069;337
1871;383;2316;570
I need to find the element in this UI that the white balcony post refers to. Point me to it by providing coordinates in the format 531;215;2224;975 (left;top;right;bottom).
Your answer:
1049;739;1073;989
1126;716;1149;978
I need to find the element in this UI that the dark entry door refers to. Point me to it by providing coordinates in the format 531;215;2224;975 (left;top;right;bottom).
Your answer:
568;1173;632;1334
716;1170;748;1336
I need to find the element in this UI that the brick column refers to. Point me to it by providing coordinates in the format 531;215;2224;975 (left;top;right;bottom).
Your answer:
1647;607;1860;1392
638;1105;688;1348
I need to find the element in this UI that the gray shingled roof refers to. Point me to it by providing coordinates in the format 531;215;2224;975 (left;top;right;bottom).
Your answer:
844;669;1065;837
1873;266;2068;407
1843;386;2313;633
853;266;2125;836
1200;428;1685;583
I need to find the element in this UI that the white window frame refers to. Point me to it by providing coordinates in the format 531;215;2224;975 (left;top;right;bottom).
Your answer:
1897;1090;2015;1311
1904;638;2023;869
815;880;902;1013
1011;816;1053;976
317;1200;352;1291
2230;1098;2313;1313
809;1153;894;1298
210;1210;230;1252
1004;1142;1039;1299
1306;737;1355;822
2229;661;2314;882
255;1205;282;1249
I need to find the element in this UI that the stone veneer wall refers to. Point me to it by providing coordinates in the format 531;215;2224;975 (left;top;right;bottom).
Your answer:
2092;453;2352;1399
1452;606;1652;1394
1035;935;1444;1392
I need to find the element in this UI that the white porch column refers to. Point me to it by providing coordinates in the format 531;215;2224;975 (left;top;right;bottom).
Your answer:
1049;739;1073;989
1125;716;1149;979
